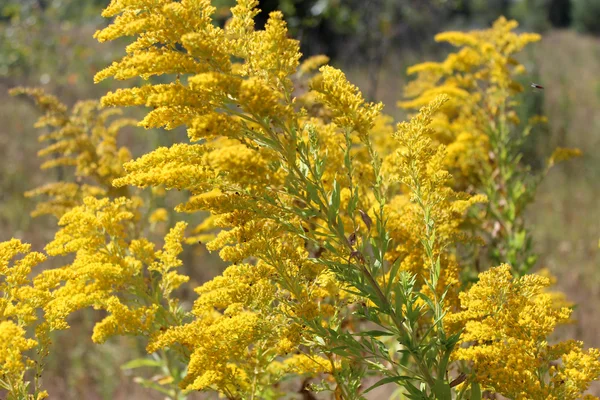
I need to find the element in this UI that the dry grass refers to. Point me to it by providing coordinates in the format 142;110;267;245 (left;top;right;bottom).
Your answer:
528;29;600;394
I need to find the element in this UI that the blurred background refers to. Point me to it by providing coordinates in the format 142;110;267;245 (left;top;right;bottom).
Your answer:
0;0;599;398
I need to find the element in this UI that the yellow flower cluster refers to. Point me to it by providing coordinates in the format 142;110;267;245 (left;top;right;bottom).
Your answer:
91;1;389;394
36;197;188;340
3;1;593;398
400;17;541;186
386;95;487;301
448;265;600;399
311;66;383;141
0;239;49;398
0;321;36;387
400;16;580;277
10;87;135;218
145;258;337;395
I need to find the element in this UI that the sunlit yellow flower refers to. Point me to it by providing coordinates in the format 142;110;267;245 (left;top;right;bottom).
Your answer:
11;87;134;218
400;17;541;186
448;265;600;399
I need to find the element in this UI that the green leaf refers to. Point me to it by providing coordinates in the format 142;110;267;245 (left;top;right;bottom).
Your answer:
385;257;402;297
403;380;425;397
437;350;453;379
327;179;341;224
434;255;441;281
363;376;411;393
355;330;394;337
471;382;482;400
432;379;452;400
330;179;341;209
305;181;320;204
328;346;352;357
347;188;359;216
121;358;163;370
415;292;436;313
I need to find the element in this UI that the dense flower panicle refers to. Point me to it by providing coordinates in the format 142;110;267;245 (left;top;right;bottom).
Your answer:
94;0;378;262
226;0;260;51
448;265;600;399
0;239;50;396
38;198;140;330
387;95;486;299
148;256;327;395
0;321;37;384
399;17;541;186
0;239;47;324
242;11;301;91
311;66;383;140
187;112;242;141
94;0;300;125
95;0;227;74
400;17;577;278
146;257;338;395
11;88;135;218
113;143;216;191
91;297;159;344
34;197;189;345
45;197;136;256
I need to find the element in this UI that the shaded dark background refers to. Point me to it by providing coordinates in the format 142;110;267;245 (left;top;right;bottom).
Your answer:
0;0;599;398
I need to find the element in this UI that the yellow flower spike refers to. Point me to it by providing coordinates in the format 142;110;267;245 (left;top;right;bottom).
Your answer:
299;55;330;75
245;11;301;90
226;0;260;58
311;66;383;140
45;197;135;256
92;297;159;344
387;95;487;304
0;321;37;385
129;239;156;266
148;208;169;224
402;17;541;186
238;77;287;119
435;31;479;48
95;51;207;82
112;144;216;192
12;88;135;219
150;222;190;298
0;239;48;322
187;113;242;141
0;239;51;396
548;147;583;168
448;265;600;399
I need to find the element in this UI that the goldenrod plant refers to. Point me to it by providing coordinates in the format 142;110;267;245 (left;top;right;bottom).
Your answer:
399;18;582;278
0;1;598;399
0;240;49;400
9;88;135;219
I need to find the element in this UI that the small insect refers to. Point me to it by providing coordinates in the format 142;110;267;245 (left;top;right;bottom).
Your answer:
531;82;544;90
